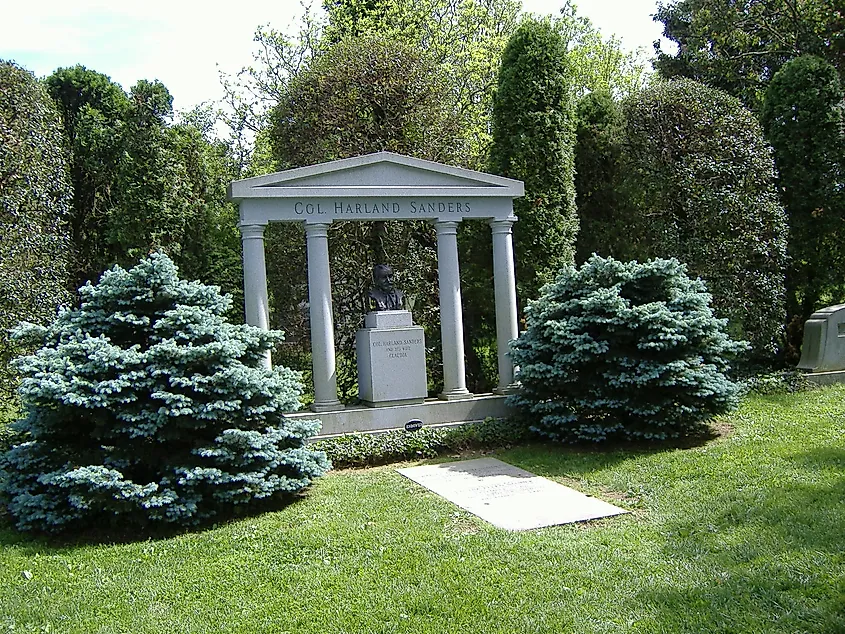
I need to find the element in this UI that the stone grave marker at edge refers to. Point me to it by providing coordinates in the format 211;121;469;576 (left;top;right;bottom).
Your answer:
798;304;845;384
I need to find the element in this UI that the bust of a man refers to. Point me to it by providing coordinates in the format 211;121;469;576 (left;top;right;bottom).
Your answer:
368;264;404;311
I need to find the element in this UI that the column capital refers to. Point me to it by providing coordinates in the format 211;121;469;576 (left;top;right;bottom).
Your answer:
489;217;517;233
434;219;461;235
240;223;267;239
304;222;330;239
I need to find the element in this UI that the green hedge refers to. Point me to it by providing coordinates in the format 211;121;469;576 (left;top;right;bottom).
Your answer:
313;418;531;469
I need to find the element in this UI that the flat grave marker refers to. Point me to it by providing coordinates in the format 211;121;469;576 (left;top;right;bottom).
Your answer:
397;457;627;531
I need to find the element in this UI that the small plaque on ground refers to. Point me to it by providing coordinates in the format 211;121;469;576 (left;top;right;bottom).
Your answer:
397;457;627;531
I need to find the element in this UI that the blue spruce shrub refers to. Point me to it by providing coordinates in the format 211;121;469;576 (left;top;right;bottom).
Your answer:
0;253;329;533
508;256;746;443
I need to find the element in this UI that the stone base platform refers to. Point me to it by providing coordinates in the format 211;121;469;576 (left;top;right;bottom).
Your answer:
287;393;513;438
803;370;845;386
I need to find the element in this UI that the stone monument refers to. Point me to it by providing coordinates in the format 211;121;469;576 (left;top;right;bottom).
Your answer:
797;304;845;373
229;151;524;432
356;264;427;406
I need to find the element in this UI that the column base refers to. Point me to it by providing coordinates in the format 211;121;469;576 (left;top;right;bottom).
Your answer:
362;397;426;408
311;401;346;413
493;383;520;396
438;389;472;401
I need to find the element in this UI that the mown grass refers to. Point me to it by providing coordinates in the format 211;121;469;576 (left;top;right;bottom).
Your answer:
1;386;843;633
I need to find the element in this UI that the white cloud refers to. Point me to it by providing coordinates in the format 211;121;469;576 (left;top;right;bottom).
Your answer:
1;0;670;113
1;0;308;109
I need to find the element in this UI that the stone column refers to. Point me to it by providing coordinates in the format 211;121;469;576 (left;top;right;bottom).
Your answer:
240;223;271;370
435;220;470;400
490;217;520;393
305;222;343;412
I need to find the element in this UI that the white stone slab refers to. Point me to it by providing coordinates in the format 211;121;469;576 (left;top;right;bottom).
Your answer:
397;458;626;531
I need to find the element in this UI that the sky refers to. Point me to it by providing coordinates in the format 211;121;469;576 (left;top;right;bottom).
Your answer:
2;0;670;114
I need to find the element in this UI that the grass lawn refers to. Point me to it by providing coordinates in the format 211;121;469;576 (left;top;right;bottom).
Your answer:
1;386;843;633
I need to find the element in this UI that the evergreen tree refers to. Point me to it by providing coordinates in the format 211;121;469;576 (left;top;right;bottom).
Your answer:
509;256;746;443
45;69;241;297
108;80;233;285
761;55;845;359
0;253;328;534
43;65;129;288
489;16;579;305
269;36;463;168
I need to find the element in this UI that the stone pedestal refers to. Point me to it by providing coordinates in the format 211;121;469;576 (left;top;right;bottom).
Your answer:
357;311;427;407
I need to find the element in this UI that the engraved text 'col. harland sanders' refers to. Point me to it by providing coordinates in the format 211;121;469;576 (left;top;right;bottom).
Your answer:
293;200;473;216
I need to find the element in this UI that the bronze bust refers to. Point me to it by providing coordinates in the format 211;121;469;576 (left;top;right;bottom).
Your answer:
368;264;404;311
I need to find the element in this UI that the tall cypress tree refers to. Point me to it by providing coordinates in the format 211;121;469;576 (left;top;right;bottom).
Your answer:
489;17;579;305
573;90;632;263
44;66;128;288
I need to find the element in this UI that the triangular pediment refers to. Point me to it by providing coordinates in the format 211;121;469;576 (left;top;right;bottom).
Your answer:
259;162;498;188
228;152;524;200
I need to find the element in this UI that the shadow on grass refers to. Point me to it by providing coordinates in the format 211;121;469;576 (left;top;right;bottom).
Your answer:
639;445;845;633
489;423;720;479
0;490;313;552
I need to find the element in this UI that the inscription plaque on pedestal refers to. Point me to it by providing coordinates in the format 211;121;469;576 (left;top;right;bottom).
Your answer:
357;310;427;406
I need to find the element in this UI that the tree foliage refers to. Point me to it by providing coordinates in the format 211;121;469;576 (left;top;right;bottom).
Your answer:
0;60;73;405
550;1;647;99
44;67;243;301
266;35;459;398
457;3;645;388
43;65;129;288
269;36;464;168
508;256;746;443
573;90;636;263
489;16;579;303
217;6;329;166
219;0;519;172
0;253;328;534
761;54;845;357
322;0;520;169
621;79;788;358
109;82;218;276
654;0;845;110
